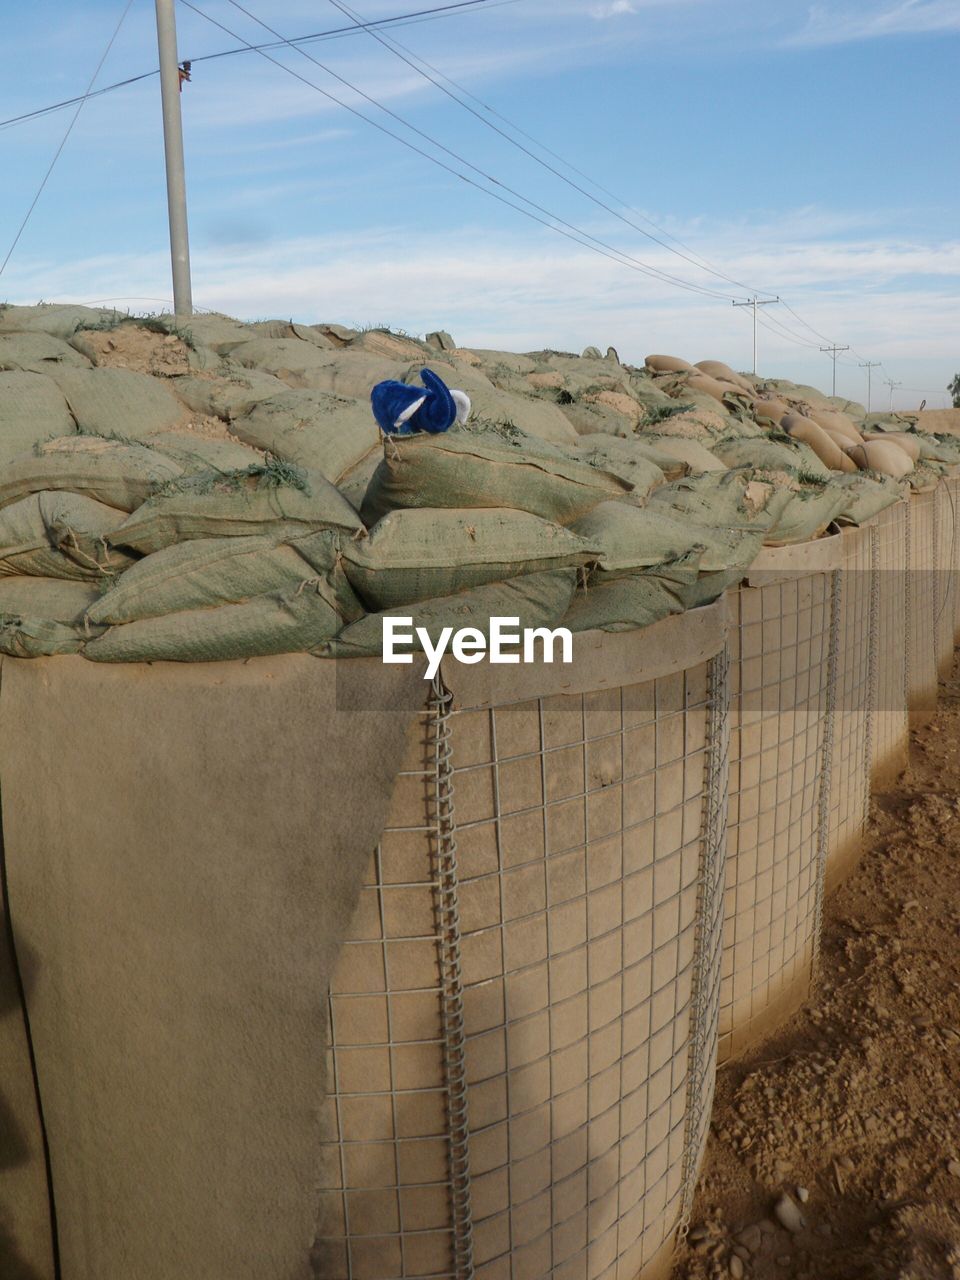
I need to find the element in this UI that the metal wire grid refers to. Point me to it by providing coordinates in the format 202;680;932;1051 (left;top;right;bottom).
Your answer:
718;571;833;1063
319;664;721;1280
907;491;938;714
871;502;908;776
951;478;960;644
825;528;874;871
934;482;957;675
678;646;730;1236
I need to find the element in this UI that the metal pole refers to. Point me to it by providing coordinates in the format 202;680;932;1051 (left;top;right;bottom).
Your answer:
820;345;849;397
732;295;780;376
859;361;880;413
156;0;193;317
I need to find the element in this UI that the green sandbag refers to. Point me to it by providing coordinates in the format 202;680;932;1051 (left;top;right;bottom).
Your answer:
0;579;103;657
639;434;726;474
85;572;363;664
0;331;90;373
830;472;903;525
229;388;380;484
570;500;759;576
647;470;794;533
87;532;340;625
711;436;830;478
108;465;363;554
360;429;630;528
573;436;668;492
0;304;121;339
169;371;286;420
763;485;851;545
0;491;134;579
47;367;187;439
143;430;265;473
0;371;77;466
320;570;576;659
0;437;183;512
342;508;597;611
561;550;701;633
916;433;960;464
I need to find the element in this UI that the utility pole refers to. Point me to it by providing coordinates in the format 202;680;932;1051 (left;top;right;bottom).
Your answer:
820;344;850;397
732;295;781;376
859;360;881;413
155;0;193;317
884;378;902;411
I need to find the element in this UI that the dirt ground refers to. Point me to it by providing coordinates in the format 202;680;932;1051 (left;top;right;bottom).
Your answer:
674;657;960;1280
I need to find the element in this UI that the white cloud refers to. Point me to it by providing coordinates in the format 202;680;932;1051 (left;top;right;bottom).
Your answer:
591;1;637;18
788;0;960;46
4;212;957;409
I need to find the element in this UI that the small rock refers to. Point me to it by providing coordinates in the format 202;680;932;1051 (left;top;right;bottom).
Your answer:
728;1254;744;1279
796;1186;809;1203
948;1159;960;1178
773;1193;805;1234
732;1244;751;1262
758;1218;779;1235
735;1225;763;1253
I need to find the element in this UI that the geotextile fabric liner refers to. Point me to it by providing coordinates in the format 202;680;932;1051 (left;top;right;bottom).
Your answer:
825;524;876;890
0;653;428;1280
906;490;938;725
718;536;841;1065
870;501;909;786
318;603;730;1280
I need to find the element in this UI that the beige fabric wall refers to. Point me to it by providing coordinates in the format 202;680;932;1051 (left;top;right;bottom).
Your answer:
718;538;839;1065
317;606;729;1280
907;490;938;725
0;890;55;1280
0;654;427;1280
825;524;874;891
871;501;909;786
935;480;957;677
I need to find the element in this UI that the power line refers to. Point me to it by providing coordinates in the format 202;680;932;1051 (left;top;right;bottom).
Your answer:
321;0;773;299
0;0;516;133
180;0;739;301
0;0;136;278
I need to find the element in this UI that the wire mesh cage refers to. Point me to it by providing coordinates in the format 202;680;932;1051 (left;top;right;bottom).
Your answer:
907;490;938;726
318;607;729;1280
717;538;840;1066
871;500;909;787
824;523;875;891
935;480;957;679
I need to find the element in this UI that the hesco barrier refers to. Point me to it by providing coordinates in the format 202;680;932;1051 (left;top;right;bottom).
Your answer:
906;489;938;726
318;603;730;1280
936;479;958;678
0;653;429;1280
871;500;910;787
825;522;876;891
717;535;841;1066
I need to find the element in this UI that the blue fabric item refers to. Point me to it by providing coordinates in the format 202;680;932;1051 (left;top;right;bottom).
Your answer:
370;367;457;435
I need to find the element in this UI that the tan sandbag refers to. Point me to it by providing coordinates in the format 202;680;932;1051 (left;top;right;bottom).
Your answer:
863;431;921;461
752;397;790;425
685;371;733;405
783;417;857;472
644;353;694;374
820;424;864;452
694;360;754;393
807;407;863;442
845;440;915;478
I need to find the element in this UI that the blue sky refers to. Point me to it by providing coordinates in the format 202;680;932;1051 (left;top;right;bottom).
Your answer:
1;0;958;407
